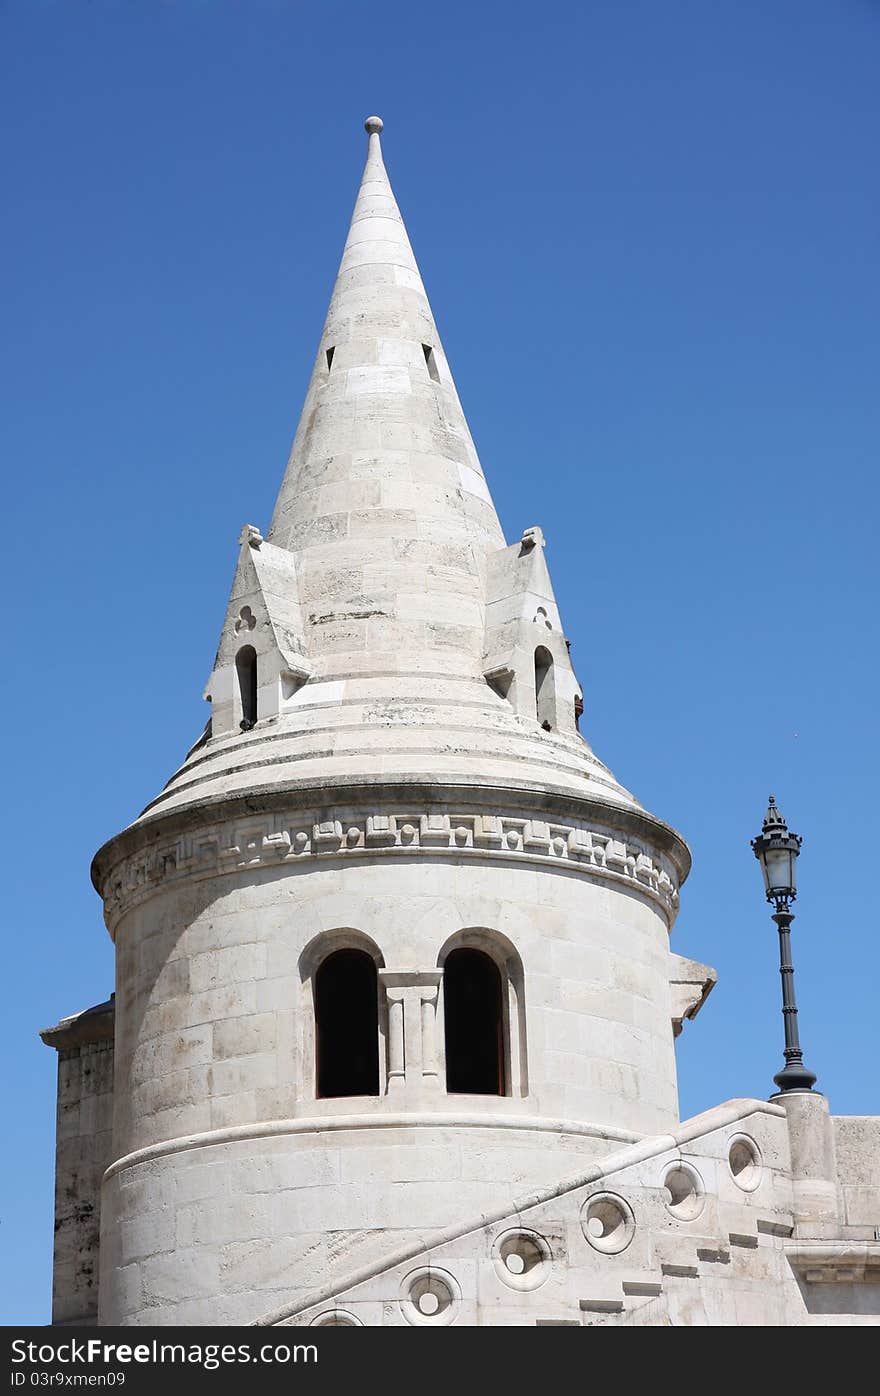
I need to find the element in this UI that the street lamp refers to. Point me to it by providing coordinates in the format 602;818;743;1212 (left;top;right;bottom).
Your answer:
751;796;817;1094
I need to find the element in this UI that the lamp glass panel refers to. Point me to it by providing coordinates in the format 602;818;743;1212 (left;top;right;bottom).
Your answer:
763;845;794;896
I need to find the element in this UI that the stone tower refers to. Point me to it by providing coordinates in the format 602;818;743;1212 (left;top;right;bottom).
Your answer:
43;119;880;1328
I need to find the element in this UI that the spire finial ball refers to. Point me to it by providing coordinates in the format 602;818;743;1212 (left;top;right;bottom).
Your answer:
364;115;383;135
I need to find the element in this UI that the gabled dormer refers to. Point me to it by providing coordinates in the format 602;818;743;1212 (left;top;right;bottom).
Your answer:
203;524;312;737
483;526;583;735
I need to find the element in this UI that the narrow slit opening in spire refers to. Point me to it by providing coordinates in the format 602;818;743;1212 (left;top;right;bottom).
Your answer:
535;646;556;731
236;646;258;731
325;346;335;372
422;344;440;383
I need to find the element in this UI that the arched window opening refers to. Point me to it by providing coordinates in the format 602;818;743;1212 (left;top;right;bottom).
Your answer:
534;646;555;730
236;646;258;731
315;949;380;1098
443;948;505;1095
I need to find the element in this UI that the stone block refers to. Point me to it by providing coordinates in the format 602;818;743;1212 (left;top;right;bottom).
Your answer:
119;1207;176;1264
189;944;268;993
212;1013;277;1060
141;1248;222;1304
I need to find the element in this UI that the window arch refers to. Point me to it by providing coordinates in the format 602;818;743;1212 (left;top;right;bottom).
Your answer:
534;646;555;729
236;645;258;730
443;948;506;1095
314;948;380;1098
439;931;527;1099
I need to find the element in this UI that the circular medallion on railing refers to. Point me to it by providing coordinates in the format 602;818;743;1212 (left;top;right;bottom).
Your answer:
728;1134;763;1192
399;1267;461;1326
580;1192;635;1254
310;1308;362;1326
492;1228;552;1291
662;1163;705;1221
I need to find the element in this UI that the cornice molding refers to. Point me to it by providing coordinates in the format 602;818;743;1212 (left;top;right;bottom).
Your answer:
785;1240;880;1284
94;791;685;934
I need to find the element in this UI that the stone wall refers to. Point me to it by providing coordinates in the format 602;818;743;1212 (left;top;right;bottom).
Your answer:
833;1116;880;1235
41;1000;115;1325
96;806;687;1323
108;848;680;1156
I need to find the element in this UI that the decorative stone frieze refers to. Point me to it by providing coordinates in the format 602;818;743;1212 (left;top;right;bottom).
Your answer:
97;801;681;932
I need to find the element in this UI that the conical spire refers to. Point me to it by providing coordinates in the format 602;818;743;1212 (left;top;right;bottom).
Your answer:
267;117;505;683
113;118;675;838
761;794;787;834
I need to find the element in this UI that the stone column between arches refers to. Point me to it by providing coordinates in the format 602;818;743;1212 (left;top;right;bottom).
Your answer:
378;969;443;1100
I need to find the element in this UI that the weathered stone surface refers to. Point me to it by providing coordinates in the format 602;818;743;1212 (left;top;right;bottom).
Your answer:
833;1116;880;1230
40;1000;115;1325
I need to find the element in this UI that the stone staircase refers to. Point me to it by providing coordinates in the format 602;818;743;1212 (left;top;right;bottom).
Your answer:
252;1100;800;1329
578;1220;792;1326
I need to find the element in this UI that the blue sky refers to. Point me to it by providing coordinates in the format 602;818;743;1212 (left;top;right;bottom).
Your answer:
2;0;878;1324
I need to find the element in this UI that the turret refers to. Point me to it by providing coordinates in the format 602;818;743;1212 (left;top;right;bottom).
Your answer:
84;118;697;1327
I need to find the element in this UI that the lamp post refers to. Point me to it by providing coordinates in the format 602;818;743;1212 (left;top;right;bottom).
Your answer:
751;796;817;1094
